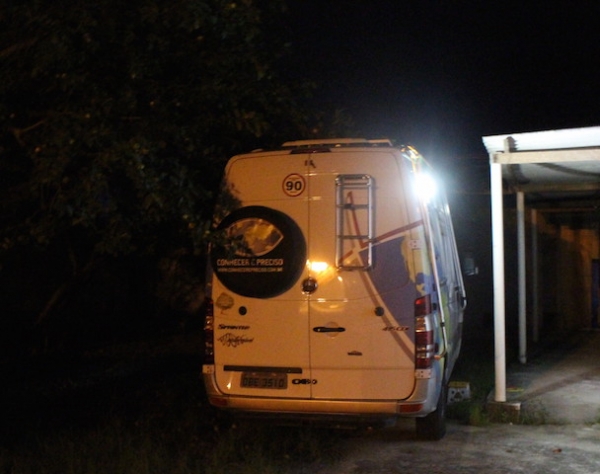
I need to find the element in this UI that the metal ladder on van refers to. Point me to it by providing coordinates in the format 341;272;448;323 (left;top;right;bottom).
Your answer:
335;174;374;270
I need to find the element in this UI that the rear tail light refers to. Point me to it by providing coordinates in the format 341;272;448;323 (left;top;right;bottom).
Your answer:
414;294;432;317
204;298;215;365
415;295;435;369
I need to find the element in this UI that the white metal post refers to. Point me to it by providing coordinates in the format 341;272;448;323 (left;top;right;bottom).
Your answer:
490;158;506;402
531;209;540;343
517;191;527;364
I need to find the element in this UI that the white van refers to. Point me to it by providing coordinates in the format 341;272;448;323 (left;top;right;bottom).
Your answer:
202;139;466;440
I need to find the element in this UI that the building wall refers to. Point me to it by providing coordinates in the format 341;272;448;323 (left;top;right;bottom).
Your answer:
535;212;599;336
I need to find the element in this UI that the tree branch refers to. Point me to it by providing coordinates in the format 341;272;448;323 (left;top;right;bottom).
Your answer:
9;120;46;146
0;38;37;58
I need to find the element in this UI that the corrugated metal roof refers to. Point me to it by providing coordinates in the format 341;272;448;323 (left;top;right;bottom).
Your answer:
483;126;600;154
482;126;600;195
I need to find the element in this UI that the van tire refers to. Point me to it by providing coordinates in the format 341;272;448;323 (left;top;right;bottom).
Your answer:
416;380;447;441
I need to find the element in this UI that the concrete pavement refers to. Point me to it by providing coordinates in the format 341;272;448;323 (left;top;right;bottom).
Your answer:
503;330;600;424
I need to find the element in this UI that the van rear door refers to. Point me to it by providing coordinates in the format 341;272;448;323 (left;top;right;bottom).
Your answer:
303;149;417;401
210;151;313;399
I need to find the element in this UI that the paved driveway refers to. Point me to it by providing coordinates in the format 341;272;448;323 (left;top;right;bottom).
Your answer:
305;332;600;473
506;331;600;424
311;420;600;474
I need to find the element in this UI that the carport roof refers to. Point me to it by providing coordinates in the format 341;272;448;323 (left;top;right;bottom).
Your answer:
482;125;600;404
482;126;600;194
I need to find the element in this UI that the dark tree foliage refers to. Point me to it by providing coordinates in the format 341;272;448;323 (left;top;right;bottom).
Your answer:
0;0;322;342
0;0;313;257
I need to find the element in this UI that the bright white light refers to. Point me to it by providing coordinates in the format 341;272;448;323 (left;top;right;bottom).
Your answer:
307;260;329;273
414;172;437;203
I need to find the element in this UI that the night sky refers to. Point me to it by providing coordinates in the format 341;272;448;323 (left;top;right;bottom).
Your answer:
285;1;600;160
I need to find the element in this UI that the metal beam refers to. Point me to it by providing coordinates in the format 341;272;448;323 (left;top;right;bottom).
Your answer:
513;182;600;193
493;148;600;165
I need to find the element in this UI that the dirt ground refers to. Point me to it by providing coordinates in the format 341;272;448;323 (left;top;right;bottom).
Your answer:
309;419;600;474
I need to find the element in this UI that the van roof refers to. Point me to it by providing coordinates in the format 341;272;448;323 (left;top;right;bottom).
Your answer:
281;138;393;149
243;140;429;169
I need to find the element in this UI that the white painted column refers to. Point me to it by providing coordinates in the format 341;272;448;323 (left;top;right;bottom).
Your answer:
490;157;506;402
531;209;540;343
517;191;527;364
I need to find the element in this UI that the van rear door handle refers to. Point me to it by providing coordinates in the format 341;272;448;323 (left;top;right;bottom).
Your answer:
313;326;346;333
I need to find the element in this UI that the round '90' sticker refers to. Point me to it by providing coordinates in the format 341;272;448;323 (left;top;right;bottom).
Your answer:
282;173;305;197
211;206;307;298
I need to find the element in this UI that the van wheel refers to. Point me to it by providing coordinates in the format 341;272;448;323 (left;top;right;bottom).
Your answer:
415;380;447;441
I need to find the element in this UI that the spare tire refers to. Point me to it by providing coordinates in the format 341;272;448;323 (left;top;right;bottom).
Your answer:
210;206;307;298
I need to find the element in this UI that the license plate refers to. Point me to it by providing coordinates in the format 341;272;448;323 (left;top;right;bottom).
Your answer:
241;372;287;389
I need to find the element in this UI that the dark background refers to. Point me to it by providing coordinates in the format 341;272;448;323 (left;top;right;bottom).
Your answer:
3;1;597;357
285;1;600;160
281;1;600;342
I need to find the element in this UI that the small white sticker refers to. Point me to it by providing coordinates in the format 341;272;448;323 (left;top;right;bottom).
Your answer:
415;369;432;379
408;239;422;250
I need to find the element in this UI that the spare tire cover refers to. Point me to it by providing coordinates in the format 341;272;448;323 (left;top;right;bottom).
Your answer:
211;206;307;298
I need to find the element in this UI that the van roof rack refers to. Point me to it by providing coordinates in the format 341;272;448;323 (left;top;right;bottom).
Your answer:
281;138;393;149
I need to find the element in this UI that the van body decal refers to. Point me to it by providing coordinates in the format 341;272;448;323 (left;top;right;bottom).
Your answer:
218;324;251;330
223;217;285;257
211;206;307;298
218;333;254;348
383;326;410;332
339;219;423;263
358;234;420;359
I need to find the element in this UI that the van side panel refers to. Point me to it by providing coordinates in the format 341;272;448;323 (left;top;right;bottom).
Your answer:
426;194;465;376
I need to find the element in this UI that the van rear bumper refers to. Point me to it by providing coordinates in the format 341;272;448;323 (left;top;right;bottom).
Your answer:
202;365;437;419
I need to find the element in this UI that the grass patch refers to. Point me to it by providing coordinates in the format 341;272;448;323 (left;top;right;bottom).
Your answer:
447;344;496;426
0;332;342;474
519;400;549;425
448;400;491;426
205;423;341;474
2;420;198;474
1;418;341;474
